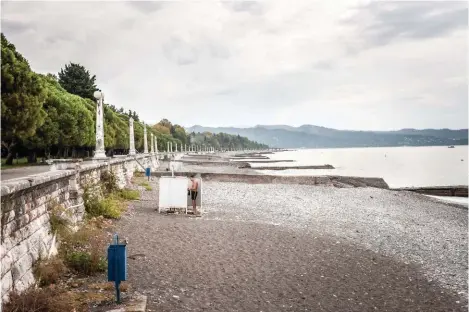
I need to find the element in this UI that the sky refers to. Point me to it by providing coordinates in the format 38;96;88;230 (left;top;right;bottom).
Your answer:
1;0;468;131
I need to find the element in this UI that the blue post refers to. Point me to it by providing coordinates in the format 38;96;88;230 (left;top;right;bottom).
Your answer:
108;233;127;304
114;234;121;303
145;167;151;181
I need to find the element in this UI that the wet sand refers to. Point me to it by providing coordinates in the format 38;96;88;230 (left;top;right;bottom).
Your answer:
118;178;468;312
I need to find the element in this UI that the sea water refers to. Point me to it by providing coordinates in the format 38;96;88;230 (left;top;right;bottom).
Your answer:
250;146;468;188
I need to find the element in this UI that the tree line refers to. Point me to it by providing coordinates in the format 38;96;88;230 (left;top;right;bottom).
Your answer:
1;34;268;165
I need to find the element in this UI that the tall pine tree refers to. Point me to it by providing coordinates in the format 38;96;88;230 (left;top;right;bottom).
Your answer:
1;33;46;165
58;62;98;101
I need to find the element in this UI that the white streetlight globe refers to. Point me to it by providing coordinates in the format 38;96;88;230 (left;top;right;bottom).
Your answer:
93;91;102;100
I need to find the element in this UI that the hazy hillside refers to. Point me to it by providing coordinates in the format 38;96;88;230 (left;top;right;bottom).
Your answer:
187;125;468;148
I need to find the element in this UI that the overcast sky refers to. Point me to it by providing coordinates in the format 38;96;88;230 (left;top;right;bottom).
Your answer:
1;0;467;130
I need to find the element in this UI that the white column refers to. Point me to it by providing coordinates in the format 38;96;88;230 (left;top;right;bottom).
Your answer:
170;142;173;153
128;117;136;156
155;136;158;153
175;142;178;152
93;91;106;159
143;124;149;154
167;142;170;153
150;133;155;154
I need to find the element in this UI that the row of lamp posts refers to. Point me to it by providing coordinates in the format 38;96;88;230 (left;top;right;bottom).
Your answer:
92;90;217;159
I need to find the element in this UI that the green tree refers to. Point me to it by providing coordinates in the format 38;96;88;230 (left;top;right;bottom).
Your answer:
1;33;46;165
172;125;187;144
58;62;98;101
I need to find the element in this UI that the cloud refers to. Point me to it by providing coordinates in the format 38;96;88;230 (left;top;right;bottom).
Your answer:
1;19;33;35
222;1;265;15
126;1;167;13
341;1;468;48
1;0;467;131
162;35;199;66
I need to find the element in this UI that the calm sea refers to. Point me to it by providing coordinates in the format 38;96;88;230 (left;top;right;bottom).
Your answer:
249;146;468;188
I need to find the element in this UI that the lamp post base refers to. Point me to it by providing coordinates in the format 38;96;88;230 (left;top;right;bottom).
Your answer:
93;150;109;162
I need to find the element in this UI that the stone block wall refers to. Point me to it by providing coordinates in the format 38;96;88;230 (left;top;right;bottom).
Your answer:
0;154;159;303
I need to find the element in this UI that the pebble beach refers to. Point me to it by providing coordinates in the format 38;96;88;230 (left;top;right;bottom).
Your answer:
117;153;468;312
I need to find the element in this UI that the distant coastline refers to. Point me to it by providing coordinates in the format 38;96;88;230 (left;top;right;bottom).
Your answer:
187;125;468;149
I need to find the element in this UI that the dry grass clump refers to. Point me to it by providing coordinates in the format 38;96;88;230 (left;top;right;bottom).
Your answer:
59;222;108;276
3;286;76;312
33;257;67;287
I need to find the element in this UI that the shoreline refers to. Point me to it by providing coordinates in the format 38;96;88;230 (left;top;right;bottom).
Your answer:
172;152;468;197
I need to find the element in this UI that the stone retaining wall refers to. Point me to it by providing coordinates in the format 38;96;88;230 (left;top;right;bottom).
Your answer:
0;154;159;303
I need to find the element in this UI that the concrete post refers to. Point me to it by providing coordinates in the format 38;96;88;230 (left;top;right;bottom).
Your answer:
175;142;178;153
143;124;148;154
150;133;155;154
167;142;170;153
128;117;136;156
155;136;158;153
93;91;106;159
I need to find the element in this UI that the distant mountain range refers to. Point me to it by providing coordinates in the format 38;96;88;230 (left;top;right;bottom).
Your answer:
186;125;468;148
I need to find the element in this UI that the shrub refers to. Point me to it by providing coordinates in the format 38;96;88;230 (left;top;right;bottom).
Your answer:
101;170;119;195
59;223;108;276
119;188;140;200
84;195;123;219
48;202;71;236
66;251;106;275
134;171;144;177
3;287;76;312
33;257;66;287
138;181;152;191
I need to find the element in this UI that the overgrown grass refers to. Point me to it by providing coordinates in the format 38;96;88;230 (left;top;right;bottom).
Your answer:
118;188;140;200
83;171;128;219
84;195;124;219
48;201;72;236
133;170;144;177
33;257;67;287
65;251;107;275
138;180;152;191
3;287;76;312
59;221;108;276
101;170;119;194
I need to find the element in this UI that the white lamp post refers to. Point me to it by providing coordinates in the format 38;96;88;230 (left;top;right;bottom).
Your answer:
93;91;107;159
143;123;149;154
128;117;136;156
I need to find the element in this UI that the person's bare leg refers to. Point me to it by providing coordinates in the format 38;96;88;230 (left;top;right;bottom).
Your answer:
192;199;197;215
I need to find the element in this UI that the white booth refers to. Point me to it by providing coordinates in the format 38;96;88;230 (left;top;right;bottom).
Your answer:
158;176;202;214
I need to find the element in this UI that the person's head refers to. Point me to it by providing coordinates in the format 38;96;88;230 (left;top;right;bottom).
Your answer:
190;174;195;181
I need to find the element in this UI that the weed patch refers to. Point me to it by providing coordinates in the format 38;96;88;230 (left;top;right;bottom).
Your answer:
66;251;106;275
84;191;124;219
118;188;140;200
33;257;66;287
3;286;76;312
48;201;72;236
59;222;108;276
138;180;152;191
133;170;144;178
101;170;119;195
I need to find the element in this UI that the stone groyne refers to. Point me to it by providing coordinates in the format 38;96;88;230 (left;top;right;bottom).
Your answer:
151;171;390;189
391;186;468;197
252;164;335;170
